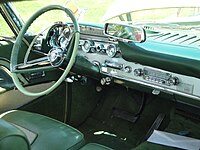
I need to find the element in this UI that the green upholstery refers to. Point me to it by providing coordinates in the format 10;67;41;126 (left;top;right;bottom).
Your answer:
0;110;84;150
79;143;113;150
0;119;30;150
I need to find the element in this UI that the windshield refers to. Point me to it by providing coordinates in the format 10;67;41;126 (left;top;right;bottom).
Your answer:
103;0;200;22
13;0;200;22
12;0;200;33
13;0;113;23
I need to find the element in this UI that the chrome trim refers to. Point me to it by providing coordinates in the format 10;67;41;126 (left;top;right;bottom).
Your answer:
104;22;146;43
17;57;50;70
0;65;11;76
79;48;200;101
0;3;20;35
111;73;200;101
4;3;23;30
0;110;17;118
0;60;28;84
0;3;29;46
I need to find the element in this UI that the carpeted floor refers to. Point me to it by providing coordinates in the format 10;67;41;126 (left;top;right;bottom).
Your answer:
69;80;200;149
77;85;176;150
133;113;200;150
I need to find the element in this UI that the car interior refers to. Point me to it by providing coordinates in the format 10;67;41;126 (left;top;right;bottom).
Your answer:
0;1;200;150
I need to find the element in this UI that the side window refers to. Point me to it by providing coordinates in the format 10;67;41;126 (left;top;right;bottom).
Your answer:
0;14;14;37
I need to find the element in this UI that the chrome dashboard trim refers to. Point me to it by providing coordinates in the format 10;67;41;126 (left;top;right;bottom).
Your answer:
78;49;200;101
111;73;200;101
76;24;200;101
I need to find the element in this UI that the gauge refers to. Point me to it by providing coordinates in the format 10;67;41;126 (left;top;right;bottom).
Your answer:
106;44;117;57
58;26;71;49
47;23;71;49
82;40;95;53
59;36;69;49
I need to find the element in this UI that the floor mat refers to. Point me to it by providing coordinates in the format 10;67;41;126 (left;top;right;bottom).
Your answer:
133;113;200;150
78;86;174;150
166;113;200;139
79;117;133;150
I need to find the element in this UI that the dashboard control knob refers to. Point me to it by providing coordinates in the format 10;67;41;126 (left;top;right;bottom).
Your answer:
169;77;179;85
90;47;96;53
97;44;104;52
134;69;143;76
106;44;117;57
124;66;132;73
82;40;95;53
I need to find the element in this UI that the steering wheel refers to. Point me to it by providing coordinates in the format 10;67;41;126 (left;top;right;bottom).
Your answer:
10;5;80;96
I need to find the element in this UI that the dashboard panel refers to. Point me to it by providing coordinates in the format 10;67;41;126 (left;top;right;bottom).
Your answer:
42;23;200;105
76;24;200;103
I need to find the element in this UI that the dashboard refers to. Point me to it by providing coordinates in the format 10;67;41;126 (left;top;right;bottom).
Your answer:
75;24;200;104
40;22;200;107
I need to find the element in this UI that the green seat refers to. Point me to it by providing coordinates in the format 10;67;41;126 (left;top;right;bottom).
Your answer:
80;143;113;150
0;110;85;150
0;119;30;150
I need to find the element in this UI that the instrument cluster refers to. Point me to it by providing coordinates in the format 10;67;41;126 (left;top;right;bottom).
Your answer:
79;39;121;58
47;22;72;50
75;24;121;58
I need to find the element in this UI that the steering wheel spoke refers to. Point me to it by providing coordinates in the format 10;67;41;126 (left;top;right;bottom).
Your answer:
13;57;53;73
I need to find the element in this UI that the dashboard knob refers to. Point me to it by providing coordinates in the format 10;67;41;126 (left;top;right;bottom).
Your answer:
124;66;132;73
169;77;179;85
82;40;95;53
106;44;117;57
134;69;143;76
97;44;104;52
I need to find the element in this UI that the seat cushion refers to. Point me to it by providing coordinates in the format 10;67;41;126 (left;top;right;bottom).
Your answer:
0;119;30;150
0;110;84;150
80;143;113;150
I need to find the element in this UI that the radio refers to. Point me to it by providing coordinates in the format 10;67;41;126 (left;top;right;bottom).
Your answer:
134;67;179;86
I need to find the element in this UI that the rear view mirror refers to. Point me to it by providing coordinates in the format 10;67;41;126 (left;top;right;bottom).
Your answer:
104;23;146;43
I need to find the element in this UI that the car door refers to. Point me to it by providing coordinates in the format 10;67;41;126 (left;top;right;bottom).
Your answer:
0;10;42;113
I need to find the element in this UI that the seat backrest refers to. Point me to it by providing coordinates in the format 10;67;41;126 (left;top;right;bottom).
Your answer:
0;119;30;150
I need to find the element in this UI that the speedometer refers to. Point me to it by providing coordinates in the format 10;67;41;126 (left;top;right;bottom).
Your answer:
58;26;71;49
47;22;72;50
